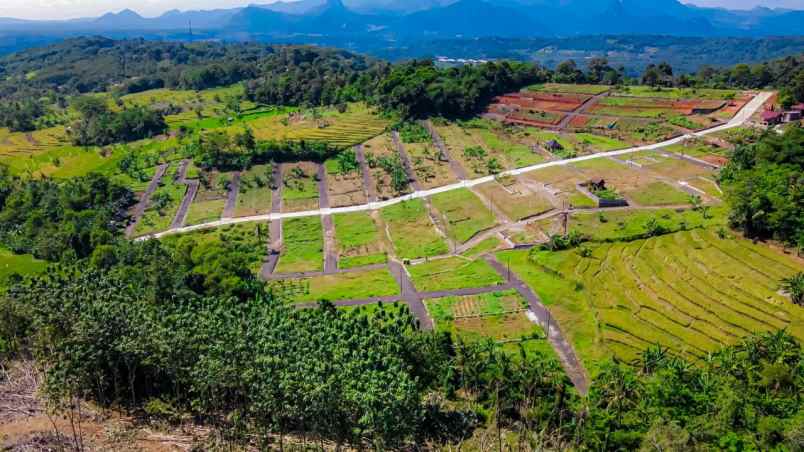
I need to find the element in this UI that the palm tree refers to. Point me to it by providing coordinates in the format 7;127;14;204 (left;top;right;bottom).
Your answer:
780;272;804;305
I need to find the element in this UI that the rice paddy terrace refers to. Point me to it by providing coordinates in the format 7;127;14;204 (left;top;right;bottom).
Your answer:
3;83;800;391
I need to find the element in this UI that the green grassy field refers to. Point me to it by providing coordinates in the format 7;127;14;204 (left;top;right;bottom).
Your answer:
333;212;387;269
185;172;230;226
0;248;47;288
612;85;738;100
568;206;727;242
475;128;544;168
275;216;324;273
381;200;449;260
623;181;691;206
282;162;320;212
526;83;611;95
407;257;504;292
476;180;554;221
234;164;274;217
430;189;497;244
160;222;269;274
287;267;400;303
501;228;804;370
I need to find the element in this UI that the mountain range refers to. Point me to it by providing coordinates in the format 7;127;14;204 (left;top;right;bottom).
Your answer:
0;0;801;38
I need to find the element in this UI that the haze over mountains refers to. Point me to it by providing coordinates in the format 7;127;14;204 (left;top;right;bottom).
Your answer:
1;0;802;37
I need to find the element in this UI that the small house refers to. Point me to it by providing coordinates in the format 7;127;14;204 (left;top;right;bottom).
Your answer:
783;110;802;122
790;104;804;113
761;111;782;125
545;139;563;151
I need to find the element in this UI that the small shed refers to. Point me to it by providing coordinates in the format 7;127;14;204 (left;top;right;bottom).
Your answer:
790;103;804;113
784;110;802;122
545;139;563;151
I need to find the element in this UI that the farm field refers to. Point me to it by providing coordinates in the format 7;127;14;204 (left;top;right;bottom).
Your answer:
425;290;555;357
475;178;554;221
332;212;387;269
133;162;186;237
407;257;503;292
0;248;47;287
405;140;458;189
526;83;611;95
282;162;320;213
381;199;449;260
286;267;400;304
185;172;230;226
429;188;497;244
621;181;691;206
502;228;804;369
275;216;324;273
233;164;274;217
612;85;738;100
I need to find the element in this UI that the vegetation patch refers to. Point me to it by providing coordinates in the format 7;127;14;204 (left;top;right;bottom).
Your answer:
275;216;324;273
234;164;274;217
623;181;691;206
381;199;449;260
185;171;230;226
430;188;497;243
408;257;503;292
286;267;400;304
282;162;319;212
333;212;387;269
0;248;47;288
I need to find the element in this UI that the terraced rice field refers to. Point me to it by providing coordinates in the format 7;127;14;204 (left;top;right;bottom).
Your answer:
287;267;400;304
380;199;449;260
430;188;497;244
408;257;503;292
282;162;320;213
522;229;804;365
245;104;389;148
276;216;324;273
234;164;274;217
333;212;387;269
185;172;230;226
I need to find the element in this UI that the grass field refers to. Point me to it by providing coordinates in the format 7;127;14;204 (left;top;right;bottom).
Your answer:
333;212;387;269
381;199;449;260
475;128;544;168
185;172;230;226
501;228;804;370
282;162;320;212
275;216;324;273
430;188;497;243
407;257;503;292
0;248;47;288
527;83;611;95
613;85;738;100
623;181;691;206
234;164;274;217
568;206;727;242
287;267;400;303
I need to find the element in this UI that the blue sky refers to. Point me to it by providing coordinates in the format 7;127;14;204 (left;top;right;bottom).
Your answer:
1;0;802;20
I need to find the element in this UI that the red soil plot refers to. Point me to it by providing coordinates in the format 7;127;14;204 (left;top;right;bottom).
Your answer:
493;92;589;112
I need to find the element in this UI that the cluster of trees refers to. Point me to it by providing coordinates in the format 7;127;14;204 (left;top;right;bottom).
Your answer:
2;237;800;450
0;98;45;132
721;125;803;250
375;60;548;118
0;168;134;261
70;96;167;146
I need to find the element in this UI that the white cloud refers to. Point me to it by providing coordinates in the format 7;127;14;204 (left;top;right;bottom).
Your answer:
0;0;283;20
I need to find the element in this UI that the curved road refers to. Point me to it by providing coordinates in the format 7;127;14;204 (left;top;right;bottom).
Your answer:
141;92;770;241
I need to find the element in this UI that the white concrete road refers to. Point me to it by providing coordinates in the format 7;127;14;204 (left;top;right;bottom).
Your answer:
141;91;772;241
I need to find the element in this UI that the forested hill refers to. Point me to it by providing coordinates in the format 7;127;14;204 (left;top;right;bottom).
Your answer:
0;37;385;100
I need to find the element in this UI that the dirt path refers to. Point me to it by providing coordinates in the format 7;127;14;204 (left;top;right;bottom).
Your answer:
485;255;590;395
422;119;469;180
354;144;377;203
125;163;168;238
558;91;610;130
388;260;433;330
170;160;199;229
222;171;241;219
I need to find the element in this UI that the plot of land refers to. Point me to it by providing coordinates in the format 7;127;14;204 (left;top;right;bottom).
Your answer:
430;188;497;244
333;212;387;269
185;171;230;226
502;229;804;369
612;85;738;100
282;162;320;213
275;216;324;273
407;257;503;292
234;164;274;217
363;134;411;199
325;154;367;207
160;221;270;274
527;83;612;95
286;267;400;304
622;181;691;206
405;141;458;189
381;199;449;260
133;162;186;237
476;179;554;221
